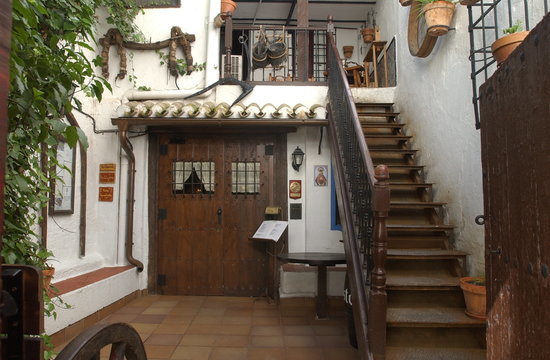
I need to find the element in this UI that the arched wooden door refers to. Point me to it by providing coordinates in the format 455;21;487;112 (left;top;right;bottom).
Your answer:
156;132;286;296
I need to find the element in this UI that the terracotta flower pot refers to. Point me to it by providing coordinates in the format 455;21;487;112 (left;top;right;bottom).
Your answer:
343;45;354;59
361;28;375;43
460;277;486;320
43;267;55;294
423;1;456;37
459;0;480;5
221;0;237;18
399;0;413;6
491;31;529;65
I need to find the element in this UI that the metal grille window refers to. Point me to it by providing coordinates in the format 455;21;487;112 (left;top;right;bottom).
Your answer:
231;161;260;194
172;161;215;195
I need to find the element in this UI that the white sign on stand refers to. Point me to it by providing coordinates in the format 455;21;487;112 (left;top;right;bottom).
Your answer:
251;221;288;242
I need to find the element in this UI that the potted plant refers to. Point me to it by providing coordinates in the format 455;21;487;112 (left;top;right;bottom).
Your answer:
459;0;480;5
343;45;354;59
418;0;457;37
400;0;413;6
459;277;486;320
221;0;237;18
491;22;530;65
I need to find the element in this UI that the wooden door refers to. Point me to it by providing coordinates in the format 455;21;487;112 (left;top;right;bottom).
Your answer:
479;17;550;359
156;133;283;296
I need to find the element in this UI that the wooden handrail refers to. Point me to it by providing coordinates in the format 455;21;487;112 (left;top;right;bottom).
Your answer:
326;17;389;360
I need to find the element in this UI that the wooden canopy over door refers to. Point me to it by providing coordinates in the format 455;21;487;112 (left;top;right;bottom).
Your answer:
156;132;286;297
480;16;550;359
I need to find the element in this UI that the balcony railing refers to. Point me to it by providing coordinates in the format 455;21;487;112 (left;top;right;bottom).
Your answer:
222;14;327;83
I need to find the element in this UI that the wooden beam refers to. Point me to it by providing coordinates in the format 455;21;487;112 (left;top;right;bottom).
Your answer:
296;0;309;81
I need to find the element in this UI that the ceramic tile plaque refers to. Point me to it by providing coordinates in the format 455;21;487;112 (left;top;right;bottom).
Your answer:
99;187;114;202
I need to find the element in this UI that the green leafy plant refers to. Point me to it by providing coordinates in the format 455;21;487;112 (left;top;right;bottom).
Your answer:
465;277;485;286
8;0;143;358
156;50;206;77
503;21;522;35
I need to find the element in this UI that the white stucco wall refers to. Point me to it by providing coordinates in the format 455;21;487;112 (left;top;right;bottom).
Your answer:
375;1;486;276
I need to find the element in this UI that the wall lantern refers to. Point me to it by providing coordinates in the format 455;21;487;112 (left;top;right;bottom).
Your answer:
291;146;305;171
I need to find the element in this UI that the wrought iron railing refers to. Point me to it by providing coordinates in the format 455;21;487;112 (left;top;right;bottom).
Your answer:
326;18;389;360
222;14;327;83
467;0;549;129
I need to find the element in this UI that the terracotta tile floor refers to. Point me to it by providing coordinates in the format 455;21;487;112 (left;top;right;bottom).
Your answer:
56;295;359;360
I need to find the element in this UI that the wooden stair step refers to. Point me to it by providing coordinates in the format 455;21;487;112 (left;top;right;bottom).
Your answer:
370;149;417;154
391;201;446;209
389;182;432;190
387;307;485;328
357;111;400;117
386;166;424;174
355;102;394;108
361;123;405;129
386;347;486;360
387;273;460;290
387;249;467;260
387;224;454;232
365;135;411;140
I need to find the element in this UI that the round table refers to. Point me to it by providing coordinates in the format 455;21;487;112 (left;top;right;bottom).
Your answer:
277;252;346;319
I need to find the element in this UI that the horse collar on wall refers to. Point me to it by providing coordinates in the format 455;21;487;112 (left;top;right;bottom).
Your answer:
99;27;196;80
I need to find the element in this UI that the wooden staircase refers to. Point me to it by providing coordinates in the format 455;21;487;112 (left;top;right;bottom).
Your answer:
357;102;486;359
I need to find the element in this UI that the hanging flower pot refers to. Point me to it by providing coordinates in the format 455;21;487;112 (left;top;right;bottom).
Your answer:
361;28;375;43
491;31;529;65
459;0;480;5
459;277;486;320
422;1;456;37
221;0;237;18
399;0;413;6
342;45;354;59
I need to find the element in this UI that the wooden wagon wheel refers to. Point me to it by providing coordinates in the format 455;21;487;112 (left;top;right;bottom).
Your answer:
56;323;147;360
408;0;438;58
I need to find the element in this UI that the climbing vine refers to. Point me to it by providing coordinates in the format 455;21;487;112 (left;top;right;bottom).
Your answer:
7;0;142;356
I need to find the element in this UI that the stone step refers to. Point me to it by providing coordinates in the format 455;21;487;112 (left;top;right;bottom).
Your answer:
387;249;467;260
387;273;460;290
386;346;486;360
387;307;486;328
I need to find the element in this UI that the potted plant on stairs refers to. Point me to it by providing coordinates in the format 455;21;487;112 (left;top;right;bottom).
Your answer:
418;0;457;36
460;277;486;320
491;22;530;65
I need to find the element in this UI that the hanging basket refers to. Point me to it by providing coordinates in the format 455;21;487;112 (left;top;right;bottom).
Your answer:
423;1;456;37
252;31;269;69
268;38;288;69
459;277;487;320
399;0;413;6
491;31;529;65
361;28;375;43
343;45;354;58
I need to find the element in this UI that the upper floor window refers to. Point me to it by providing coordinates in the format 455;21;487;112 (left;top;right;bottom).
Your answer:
136;0;180;8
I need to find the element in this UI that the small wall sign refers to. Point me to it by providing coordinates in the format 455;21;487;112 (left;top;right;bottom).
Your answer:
99;163;116;184
289;180;302;199
99;187;114;202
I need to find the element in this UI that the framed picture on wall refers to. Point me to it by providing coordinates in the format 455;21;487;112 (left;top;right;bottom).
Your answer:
50;139;76;214
314;165;328;186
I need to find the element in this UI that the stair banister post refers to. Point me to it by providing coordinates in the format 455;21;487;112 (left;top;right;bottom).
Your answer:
370;164;390;360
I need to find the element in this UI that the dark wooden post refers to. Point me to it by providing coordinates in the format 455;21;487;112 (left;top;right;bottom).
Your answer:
296;0;309;81
369;164;389;360
224;12;233;78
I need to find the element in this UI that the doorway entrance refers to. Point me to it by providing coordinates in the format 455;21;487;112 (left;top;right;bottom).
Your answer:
155;132;286;296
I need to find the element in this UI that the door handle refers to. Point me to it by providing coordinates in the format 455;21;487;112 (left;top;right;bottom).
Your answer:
217;207;222;225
